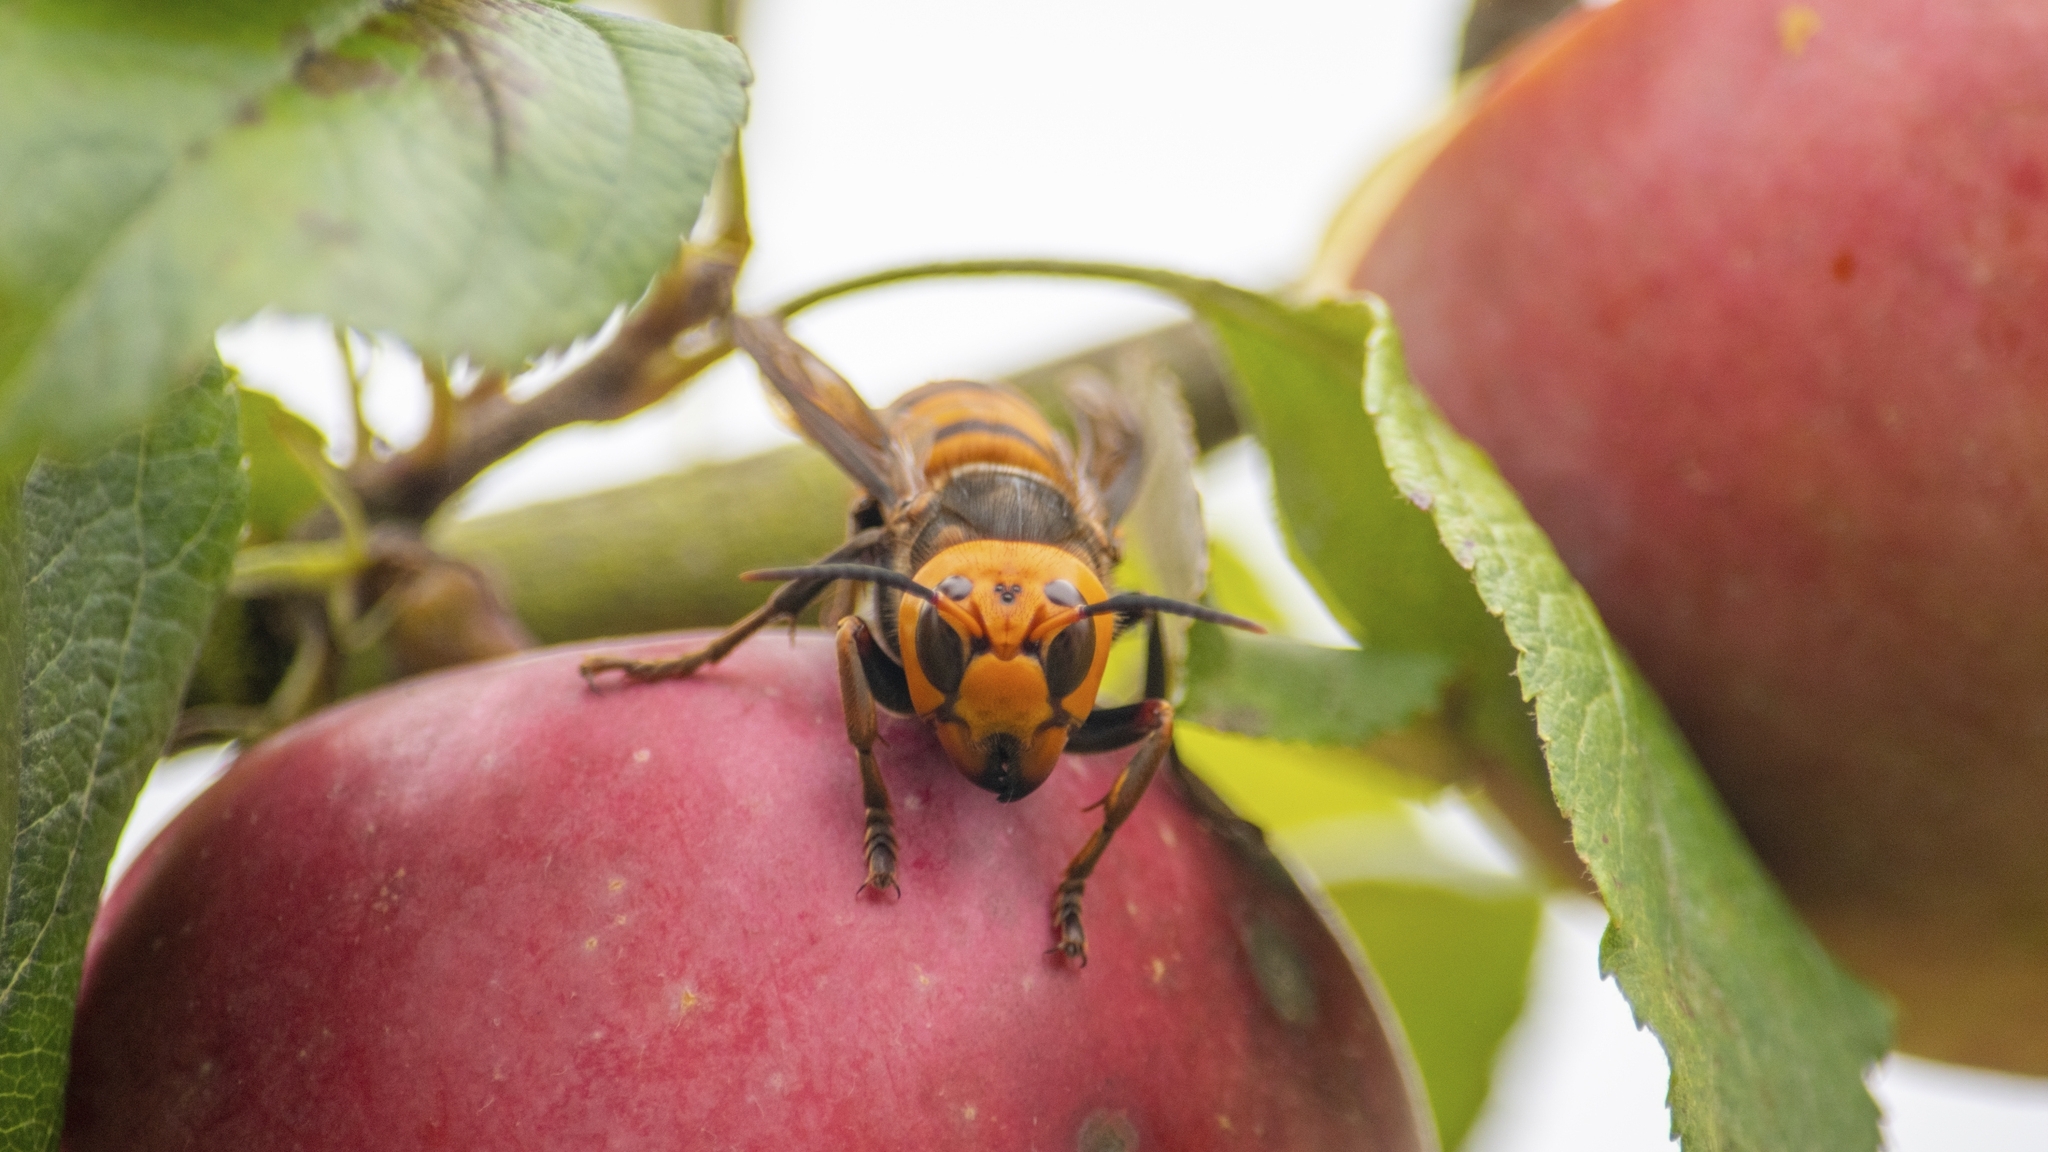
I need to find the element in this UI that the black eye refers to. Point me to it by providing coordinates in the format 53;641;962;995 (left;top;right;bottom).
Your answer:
1044;579;1083;607
935;575;972;600
915;603;968;695
1041;617;1096;703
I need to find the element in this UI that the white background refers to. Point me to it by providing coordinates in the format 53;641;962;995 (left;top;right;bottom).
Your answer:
199;0;2048;1148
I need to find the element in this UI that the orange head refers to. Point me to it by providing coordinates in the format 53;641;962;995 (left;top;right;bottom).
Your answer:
743;549;1264;804
895;541;1115;802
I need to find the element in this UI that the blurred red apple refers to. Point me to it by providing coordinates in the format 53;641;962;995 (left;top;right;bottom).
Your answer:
1323;0;2048;1070
65;632;1433;1150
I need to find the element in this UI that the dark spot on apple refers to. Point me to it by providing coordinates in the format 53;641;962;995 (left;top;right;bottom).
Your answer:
1077;1109;1139;1152
1831;249;1856;282
1243;915;1318;1027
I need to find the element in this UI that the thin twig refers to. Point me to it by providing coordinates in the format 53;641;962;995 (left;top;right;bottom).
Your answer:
349;241;743;522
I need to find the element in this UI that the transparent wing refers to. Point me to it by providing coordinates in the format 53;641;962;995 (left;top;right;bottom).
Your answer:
1064;372;1146;526
731;315;904;506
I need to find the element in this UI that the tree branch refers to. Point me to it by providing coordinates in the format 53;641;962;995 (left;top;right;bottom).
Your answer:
350;243;741;522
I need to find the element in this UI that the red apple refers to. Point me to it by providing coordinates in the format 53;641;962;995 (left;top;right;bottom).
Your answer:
65;632;1433;1150
1328;0;2048;1070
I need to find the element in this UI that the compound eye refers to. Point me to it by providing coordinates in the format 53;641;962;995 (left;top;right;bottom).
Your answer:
915;601;968;695
1042;616;1097;702
935;575;973;600
1044;579;1083;608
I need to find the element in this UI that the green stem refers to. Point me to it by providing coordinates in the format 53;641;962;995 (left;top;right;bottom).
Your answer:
335;324;374;461
230;539;365;597
707;141;749;256
772;258;1202;319
771;258;1258;452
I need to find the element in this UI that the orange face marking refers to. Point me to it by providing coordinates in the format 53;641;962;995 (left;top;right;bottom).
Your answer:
896;540;1116;799
954;655;1057;735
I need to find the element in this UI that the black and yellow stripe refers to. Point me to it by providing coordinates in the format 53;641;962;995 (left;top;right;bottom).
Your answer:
888;380;1071;491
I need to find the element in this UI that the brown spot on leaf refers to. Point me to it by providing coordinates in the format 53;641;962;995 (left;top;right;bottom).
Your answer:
295;51;396;97
297;210;361;248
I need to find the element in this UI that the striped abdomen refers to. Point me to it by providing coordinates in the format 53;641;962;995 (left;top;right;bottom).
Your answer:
887;380;1075;493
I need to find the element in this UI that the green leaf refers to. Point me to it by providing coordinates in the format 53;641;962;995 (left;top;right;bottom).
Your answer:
1174;723;1437;828
0;0;750;461
1328;880;1540;1152
0;365;247;1147
237;387;330;544
1172;293;1544;791
1360;301;1889;1151
1181;623;1452;746
1202;537;1283;632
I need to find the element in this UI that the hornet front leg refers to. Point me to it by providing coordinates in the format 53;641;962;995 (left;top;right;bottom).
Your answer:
836;615;906;897
1053;698;1174;965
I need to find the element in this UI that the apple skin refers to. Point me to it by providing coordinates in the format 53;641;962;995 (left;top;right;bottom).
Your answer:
65;632;1432;1151
1342;0;2048;1069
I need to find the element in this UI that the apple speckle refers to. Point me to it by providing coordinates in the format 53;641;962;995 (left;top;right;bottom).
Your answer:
1777;5;1821;55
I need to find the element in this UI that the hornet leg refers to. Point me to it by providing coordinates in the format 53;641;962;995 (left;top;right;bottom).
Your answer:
836;615;900;896
579;528;884;687
1053;698;1173;965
